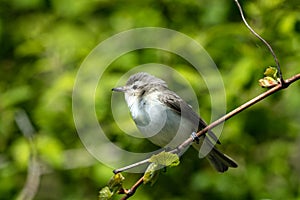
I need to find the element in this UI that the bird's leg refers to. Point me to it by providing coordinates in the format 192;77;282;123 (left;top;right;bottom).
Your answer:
191;132;200;144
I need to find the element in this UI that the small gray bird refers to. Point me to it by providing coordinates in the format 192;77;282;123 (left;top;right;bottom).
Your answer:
112;72;237;172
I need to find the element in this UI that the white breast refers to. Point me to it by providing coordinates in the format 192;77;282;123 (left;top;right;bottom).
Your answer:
125;92;195;148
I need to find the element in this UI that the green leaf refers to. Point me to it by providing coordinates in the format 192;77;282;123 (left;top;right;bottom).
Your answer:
98;186;113;200
259;77;279;88
263;66;278;79
107;173;125;193
144;152;180;185
143;163;160;185
149;151;180;167
1;86;32;108
98;173;124;200
10;138;30;169
259;66;280;88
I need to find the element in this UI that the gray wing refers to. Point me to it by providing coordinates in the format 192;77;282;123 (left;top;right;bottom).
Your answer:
158;89;220;144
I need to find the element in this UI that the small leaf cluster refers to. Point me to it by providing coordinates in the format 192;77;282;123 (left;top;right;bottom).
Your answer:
99;151;180;199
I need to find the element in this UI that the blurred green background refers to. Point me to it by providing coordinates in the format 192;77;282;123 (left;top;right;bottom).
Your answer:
1;0;300;199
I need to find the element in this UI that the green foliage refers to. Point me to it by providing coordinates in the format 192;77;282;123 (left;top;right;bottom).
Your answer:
259;66;280;87
107;173;125;194
144;151;179;185
0;0;300;199
149;151;180;167
99;152;179;199
99;186;113;200
143;163;161;186
98;173;125;200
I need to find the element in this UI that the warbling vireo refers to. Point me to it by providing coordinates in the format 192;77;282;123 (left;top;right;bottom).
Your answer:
112;72;237;172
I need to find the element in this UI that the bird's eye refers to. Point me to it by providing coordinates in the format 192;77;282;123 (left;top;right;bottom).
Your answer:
132;85;138;89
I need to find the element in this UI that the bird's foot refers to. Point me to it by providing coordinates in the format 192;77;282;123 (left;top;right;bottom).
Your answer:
191;132;199;144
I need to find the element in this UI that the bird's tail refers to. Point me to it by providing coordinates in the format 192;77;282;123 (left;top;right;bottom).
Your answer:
192;136;238;173
206;146;238;172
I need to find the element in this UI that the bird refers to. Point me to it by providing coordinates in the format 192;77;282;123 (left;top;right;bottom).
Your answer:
112;72;237;172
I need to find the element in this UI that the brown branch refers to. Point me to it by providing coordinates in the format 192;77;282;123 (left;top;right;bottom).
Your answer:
176;73;300;152
120;176;144;200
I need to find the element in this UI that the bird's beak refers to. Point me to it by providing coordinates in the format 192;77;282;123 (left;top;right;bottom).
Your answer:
112;86;127;92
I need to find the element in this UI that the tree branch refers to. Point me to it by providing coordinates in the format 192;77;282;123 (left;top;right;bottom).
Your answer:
177;73;300;152
119;176;144;200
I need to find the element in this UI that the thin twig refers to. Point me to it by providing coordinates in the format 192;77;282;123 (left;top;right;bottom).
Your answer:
180;73;300;149
114;159;149;174
15;110;41;200
234;0;285;86
120;176;144;200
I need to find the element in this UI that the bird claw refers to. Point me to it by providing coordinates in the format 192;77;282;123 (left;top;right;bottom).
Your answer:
191;132;199;144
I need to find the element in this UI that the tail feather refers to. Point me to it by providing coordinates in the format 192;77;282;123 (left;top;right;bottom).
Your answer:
206;147;238;173
193;135;238;173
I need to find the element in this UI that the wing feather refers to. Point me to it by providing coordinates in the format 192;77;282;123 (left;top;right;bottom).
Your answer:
158;89;220;144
